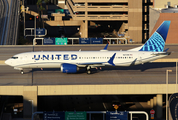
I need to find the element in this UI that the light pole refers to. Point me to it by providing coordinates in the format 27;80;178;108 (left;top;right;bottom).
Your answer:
23;0;25;37
166;69;172;120
34;14;38;39
176;60;177;92
22;4;29;38
34;15;36;38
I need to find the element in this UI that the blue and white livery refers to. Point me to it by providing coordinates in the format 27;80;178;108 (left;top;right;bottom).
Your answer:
5;21;171;74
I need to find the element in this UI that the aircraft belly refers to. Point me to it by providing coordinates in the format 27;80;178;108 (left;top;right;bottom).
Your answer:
16;65;30;69
29;63;61;68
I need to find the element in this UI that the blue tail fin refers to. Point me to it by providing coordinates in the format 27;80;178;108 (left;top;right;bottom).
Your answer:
139;21;171;52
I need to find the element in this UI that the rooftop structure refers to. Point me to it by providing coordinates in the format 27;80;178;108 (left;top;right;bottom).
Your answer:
153;0;178;10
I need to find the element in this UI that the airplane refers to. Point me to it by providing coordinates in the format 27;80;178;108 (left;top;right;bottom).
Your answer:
5;21;171;74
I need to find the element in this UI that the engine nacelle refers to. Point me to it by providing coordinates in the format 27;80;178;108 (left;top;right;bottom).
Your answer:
61;63;78;73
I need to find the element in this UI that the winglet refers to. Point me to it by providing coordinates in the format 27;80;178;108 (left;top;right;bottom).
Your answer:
103;44;108;50
108;53;116;66
100;44;109;51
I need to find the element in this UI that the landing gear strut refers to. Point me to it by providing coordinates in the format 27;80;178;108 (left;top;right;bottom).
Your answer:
20;70;24;74
87;66;92;74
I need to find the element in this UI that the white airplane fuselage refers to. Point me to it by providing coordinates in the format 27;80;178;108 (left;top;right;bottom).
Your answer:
5;51;167;70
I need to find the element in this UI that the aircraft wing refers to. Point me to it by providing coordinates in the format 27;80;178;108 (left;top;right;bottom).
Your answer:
77;53;116;66
77;62;106;68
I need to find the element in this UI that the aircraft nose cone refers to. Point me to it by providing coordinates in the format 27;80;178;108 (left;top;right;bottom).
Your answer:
5;59;11;66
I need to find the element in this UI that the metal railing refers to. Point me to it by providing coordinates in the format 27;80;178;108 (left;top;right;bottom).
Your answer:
24;28;47;37
32;111;148;120
33;37;127;45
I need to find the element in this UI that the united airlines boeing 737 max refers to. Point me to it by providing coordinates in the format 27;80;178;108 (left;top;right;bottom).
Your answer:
5;21;171;74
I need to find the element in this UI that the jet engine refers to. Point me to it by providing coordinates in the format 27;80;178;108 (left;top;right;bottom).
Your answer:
61;63;79;73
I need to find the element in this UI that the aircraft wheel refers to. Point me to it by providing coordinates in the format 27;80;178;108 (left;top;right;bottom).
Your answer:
21;70;24;74
87;70;91;74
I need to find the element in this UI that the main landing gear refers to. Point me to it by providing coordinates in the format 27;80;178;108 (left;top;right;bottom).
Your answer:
86;66;102;74
86;66;92;74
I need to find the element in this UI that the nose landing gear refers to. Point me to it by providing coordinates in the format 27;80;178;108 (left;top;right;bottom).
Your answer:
87;70;91;74
20;70;24;74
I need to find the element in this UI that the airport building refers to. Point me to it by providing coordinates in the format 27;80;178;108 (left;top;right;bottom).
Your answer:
24;0;178;44
25;0;153;43
1;0;177;119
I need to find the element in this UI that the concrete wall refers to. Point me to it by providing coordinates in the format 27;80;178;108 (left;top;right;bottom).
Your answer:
0;84;177;96
0;84;176;118
128;0;142;43
149;7;160;35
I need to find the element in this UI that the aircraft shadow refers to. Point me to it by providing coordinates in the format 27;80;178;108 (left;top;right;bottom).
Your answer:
101;62;176;71
28;62;176;74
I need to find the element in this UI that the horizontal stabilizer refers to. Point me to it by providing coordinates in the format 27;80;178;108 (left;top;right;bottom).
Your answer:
164;48;169;52
151;52;171;56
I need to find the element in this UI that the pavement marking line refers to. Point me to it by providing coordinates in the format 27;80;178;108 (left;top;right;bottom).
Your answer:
153;59;178;62
0;61;5;65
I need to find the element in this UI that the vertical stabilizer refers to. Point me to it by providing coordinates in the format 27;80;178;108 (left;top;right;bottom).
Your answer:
139;21;171;52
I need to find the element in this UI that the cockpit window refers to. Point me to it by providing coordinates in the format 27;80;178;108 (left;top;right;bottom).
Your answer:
11;57;18;59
